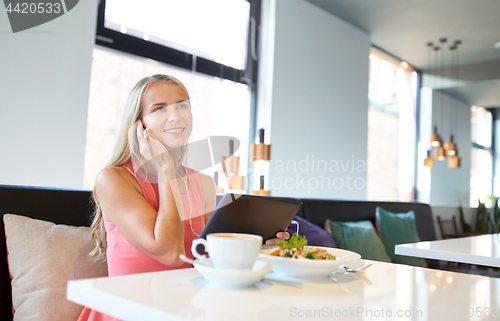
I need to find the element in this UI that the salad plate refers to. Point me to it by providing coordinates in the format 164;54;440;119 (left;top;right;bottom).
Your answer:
258;234;361;278
193;259;273;288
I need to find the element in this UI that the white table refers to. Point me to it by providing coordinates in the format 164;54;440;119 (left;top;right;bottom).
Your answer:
395;233;500;267
67;260;500;321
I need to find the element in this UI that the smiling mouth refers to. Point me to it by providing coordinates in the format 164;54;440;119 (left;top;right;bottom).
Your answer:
164;127;185;133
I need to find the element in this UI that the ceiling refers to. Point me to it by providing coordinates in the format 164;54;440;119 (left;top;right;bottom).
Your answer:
306;0;500;107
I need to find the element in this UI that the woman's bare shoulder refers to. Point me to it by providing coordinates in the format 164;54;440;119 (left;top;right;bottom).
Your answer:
195;171;216;189
95;166;141;193
194;170;210;180
194;171;216;201
194;171;216;216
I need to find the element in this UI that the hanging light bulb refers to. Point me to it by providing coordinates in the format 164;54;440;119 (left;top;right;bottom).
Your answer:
448;148;462;168
431;125;441;147
435;139;446;160
427;41;441;149
445;134;457;155
424;150;434;168
424;38;463;169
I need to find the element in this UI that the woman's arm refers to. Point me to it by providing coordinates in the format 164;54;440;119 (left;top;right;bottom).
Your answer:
95;124;187;267
96;164;186;267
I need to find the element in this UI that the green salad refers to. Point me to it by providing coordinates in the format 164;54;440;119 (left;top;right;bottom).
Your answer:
271;233;336;260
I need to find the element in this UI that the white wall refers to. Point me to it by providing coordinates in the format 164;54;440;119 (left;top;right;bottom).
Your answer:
266;0;370;199
0;1;97;188
418;89;471;206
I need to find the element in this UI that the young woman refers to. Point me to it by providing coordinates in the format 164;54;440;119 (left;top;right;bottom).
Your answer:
78;74;288;321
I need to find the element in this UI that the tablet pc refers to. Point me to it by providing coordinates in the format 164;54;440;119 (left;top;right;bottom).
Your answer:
199;194;303;242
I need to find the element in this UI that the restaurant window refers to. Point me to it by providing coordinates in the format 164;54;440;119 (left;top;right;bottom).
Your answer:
366;49;418;201
470;106;493;206
83;0;260;188
96;0;259;85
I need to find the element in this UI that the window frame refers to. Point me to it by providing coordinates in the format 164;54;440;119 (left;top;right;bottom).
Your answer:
413;69;423;201
471;107;495;194
95;0;261;87
367;46;421;202
492;108;497;195
470;107;495;204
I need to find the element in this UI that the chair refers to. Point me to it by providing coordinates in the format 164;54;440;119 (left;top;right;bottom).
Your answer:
437;215;459;239
437;215;483;239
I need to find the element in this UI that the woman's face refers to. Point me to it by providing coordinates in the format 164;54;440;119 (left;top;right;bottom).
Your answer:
140;82;192;150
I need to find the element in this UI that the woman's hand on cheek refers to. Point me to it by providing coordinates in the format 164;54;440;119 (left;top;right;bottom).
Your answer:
264;231;290;246
136;122;172;168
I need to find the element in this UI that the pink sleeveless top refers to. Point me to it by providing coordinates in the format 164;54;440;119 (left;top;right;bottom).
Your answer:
78;162;206;321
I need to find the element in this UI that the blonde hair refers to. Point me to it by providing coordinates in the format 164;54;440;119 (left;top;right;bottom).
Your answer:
89;74;190;262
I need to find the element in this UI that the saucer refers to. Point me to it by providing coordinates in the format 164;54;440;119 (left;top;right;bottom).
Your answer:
193;260;272;288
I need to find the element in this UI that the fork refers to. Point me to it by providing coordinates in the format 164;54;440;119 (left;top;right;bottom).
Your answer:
343;263;373;272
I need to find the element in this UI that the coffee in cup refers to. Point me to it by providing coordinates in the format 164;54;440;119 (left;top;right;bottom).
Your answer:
191;233;263;269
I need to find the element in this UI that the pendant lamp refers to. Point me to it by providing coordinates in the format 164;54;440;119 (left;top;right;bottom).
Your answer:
448;149;462;168
444;134;457;155
431;126;441;147
423;150;434;168
251;129;271;161
435;139;446;161
252;175;271;196
423;38;463;169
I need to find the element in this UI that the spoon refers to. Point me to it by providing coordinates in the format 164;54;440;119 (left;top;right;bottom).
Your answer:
343;263;373;273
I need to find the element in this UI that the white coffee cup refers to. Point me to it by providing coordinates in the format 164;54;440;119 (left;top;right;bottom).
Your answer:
191;233;263;270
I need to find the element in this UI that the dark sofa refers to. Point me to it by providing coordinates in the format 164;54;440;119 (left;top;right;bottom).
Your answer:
1;185;438;320
287;198;436;241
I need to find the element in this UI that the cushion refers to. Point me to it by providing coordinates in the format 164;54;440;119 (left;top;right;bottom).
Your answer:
325;219;391;262
3;214;108;321
375;207;427;267
286;216;337;248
